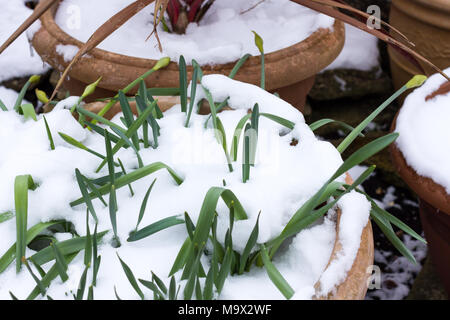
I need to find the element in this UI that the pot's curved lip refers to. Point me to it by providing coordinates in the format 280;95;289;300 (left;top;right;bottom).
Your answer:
315;174;373;300
39;1;343;71
407;0;450;13
391;113;450;215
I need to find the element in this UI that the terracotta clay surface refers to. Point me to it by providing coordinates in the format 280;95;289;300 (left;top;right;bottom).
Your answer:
388;0;450;100
391;115;450;295
32;2;345;111
419;200;450;294
315;174;374;300
390;112;450;215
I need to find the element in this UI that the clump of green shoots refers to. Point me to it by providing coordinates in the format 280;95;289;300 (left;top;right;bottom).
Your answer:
0;35;428;300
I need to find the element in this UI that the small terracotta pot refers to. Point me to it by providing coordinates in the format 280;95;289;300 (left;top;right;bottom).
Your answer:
32;2;345;113
84;103;373;300
388;0;450;102
390;115;450;296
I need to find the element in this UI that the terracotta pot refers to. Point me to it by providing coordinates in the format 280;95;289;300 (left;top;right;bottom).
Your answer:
84;101;374;300
388;0;450;102
390;115;450;296
32;2;345;113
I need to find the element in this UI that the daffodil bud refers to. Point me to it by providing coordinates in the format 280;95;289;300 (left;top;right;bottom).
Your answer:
35;89;49;103
28;75;41;84
153;57;171;71
406;75;427;89
82;77;102;98
252;31;264;54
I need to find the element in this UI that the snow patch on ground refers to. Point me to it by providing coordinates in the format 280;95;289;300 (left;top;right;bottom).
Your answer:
323;24;380;72
0;0;49;82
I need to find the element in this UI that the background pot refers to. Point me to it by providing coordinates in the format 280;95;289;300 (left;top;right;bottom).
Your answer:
391;116;450;296
32;2;345;113
388;0;450;102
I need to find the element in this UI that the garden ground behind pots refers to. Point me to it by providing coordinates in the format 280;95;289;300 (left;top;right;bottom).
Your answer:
1;0;448;300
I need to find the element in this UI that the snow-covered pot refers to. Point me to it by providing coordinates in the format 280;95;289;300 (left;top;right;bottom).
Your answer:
0;76;374;299
388;0;450;101
31;0;345;112
83;78;374;300
390;70;450;295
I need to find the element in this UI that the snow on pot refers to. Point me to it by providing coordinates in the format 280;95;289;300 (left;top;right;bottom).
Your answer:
1;62;423;300
388;0;450;102
31;0;345;112
0;70;383;300
390;69;450;295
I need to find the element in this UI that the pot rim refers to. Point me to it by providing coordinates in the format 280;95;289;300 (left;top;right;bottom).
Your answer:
391;112;450;215
38;1;344;72
402;0;450;13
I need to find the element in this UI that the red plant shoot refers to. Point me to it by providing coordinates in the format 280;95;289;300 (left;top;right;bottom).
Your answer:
166;0;215;34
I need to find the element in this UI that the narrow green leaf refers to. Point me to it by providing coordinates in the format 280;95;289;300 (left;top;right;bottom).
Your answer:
14;175;34;273
118;90;140;150
309;118;364;137
135;179;157;230
260;113;295;130
229;54;251;79
152;272;168;295
184;212;195;240
117;254;145;299
76;265;89;300
215;247;232;294
139;279;164;300
0;211;14;224
9;291;18;300
111;127;144;168
169;237;191;276
169;276;176;300
179;56;188;113
0;221;64;274
239;213;260;274
147;87;180;96
230;114;251;161
43;116;55;150
0;98;7;111
84;213;92;267
371;209;416;263
75;169;98;223
260;244;294;299
84;177;108;207
27;252;78;300
59;132;106;160
19;104;37;121
14;77;35;112
216;117;233;172
23;258;46;296
337;84;408;153
30;231;108;266
95;101;157;172
127;215;184;242
70;162;183;207
185;64;198;127
51;242;68;282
